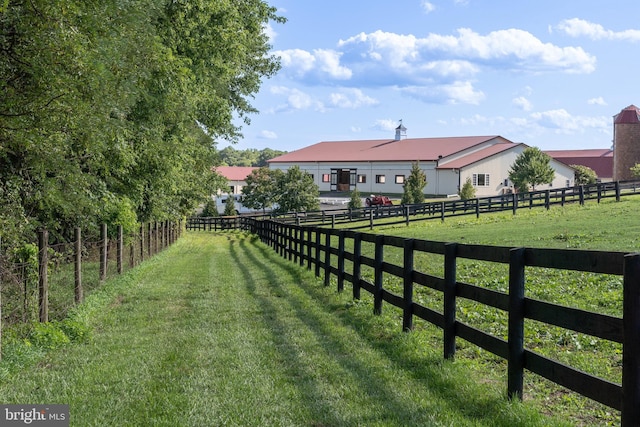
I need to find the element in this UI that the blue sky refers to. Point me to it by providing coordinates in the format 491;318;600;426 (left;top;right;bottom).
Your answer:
228;0;640;152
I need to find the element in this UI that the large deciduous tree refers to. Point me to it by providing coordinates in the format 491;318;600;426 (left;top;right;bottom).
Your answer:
241;167;282;213
0;0;284;246
275;166;319;213
508;147;555;192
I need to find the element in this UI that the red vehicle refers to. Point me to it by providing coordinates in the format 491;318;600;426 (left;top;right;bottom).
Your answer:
365;195;393;207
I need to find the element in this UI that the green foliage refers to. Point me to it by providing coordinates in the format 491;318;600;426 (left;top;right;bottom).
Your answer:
401;161;427;204
219;146;287;167
630;163;640;178
241;167;281;212
223;196;237;216
571;164;597;185
100;196;139;239
275;166;320;213
200;199;219;217
28;322;70;350
508;147;555;191
348;188;363;209
459;177;477;200
0;0;284;247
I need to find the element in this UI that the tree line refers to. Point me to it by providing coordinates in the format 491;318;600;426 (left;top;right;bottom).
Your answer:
0;0;284;249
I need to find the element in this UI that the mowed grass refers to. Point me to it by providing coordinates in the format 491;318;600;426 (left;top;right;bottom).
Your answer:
0;232;569;426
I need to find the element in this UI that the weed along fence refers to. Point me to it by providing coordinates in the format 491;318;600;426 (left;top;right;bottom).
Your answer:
244;219;640;426
0;220;181;329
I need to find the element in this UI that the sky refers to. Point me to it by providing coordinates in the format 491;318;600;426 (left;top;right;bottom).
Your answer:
227;0;640;153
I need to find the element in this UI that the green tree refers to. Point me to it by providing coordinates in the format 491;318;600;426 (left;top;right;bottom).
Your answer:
571;165;597;185
630;163;640;178
275;166;319;213
201;199;219;217
508;147;555;192
459;177;476;200
241;167;282;213
0;0;284;247
223;196;237;216
348;188;363;209
401;161;427;204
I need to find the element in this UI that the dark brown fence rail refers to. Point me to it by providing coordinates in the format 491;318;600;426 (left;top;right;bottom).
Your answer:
187;180;640;232
242;219;640;426
277;180;640;229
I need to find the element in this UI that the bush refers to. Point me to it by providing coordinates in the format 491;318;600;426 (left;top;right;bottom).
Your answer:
348;188;363;209
28;322;70;350
459;177;476;200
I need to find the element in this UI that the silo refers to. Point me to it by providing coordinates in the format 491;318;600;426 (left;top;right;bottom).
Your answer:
613;105;640;181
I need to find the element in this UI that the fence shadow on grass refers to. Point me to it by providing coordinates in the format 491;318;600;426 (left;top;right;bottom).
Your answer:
242;235;544;426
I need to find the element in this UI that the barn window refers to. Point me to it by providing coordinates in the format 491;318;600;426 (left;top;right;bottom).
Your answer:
358;174;366;183
376;175;386;183
472;173;490;187
395;175;405;184
322;174;330;183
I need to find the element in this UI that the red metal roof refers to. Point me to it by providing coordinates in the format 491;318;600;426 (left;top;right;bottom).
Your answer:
215;166;257;181
437;143;523;169
268;135;507;163
544;149;613;178
614;105;640;124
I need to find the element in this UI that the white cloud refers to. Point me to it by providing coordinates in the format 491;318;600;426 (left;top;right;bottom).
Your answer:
274;48;352;81
513;96;533;111
587;97;607;106
556;18;640;42
373;119;399;132
269;86;325;112
402;81;485;105
329;88;379;109
263;23;277;43
529;109;609;133
421;1;435;13
258;130;278;139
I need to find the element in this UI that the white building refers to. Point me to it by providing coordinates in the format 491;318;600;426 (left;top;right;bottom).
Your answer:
268;126;575;197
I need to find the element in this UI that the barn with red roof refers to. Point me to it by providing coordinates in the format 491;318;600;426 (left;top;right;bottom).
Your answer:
268;124;575;197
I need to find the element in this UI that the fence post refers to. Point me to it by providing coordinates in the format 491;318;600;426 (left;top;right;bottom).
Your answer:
38;229;49;323
444;242;458;359
579;185;585;206
337;231;345;292
147;222;152;257
314;228;321;277
512;193;518;215
373;235;384;315
402;239;415;331
117;225;123;274
100;224;108;282
475;198;480;218
352;233;362;300
74;227;83;304
440;201;445;222
140;224;145;262
306;227;312;270
369;209;374;230
405;205;410;226
508;247;526;400
622;253;640;426
545;190;550;210
324;231;331;287
616;181;621;202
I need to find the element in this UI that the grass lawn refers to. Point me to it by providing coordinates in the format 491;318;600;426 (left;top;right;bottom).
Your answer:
0;232;571;426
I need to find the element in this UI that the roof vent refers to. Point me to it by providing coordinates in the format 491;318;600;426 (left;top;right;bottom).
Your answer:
394;120;407;141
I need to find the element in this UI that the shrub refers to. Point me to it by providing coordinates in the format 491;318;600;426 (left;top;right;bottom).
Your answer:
459;177;476;200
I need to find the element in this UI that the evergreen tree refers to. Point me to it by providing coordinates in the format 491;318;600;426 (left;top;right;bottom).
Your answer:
223;196;237;216
459;177;476;200
401;161;427;204
348;188;363;209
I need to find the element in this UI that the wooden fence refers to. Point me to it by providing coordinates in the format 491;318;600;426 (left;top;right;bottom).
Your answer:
277;180;640;229
0;220;181;326
242;218;640;426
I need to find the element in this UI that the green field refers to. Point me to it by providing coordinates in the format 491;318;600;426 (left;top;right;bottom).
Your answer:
0;232;577;426
2;198;637;426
